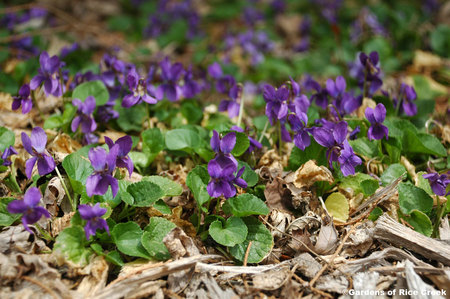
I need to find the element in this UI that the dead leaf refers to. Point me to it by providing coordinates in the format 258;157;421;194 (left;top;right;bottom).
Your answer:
163;227;200;260
77;256;109;297
264;177;293;213
292;160;334;189
314;216;338;255
51;212;75;238
412;50;443;71
343;222;375;257
258;149;283;171
0;225;49;254
252;267;290;290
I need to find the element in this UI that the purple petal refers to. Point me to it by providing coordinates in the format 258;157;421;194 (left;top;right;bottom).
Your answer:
208;62;223;79
333;121;348;144
365;107;376;124
104;136;114;150
373;103;386;123
141;94;157;104
30;127;47;154
37;155;55;176
7;199;28;214
220;132;236;154
89;147;107;172
207;159;222;179
122;94;140;108
227;101;240;118
29;75;44;90
25;156;38;179
86;174;101;197
210;130;220;153
21;132;33;154
23;187;41;207
84;96;97;114
106;144;120;171
22;99;32;114
71;116;81;133
107;175;119;198
335;76;346;93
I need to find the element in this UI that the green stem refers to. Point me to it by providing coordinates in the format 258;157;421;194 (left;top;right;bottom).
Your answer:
35;223;54;241
236;92;245;128
258;119;269;143
55;166;75;212
432;195;445;238
277;121;282;156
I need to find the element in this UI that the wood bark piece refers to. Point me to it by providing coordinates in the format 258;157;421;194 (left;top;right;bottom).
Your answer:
353;272;379;299
374;214;450;266
92;255;222;299
404;260;445;299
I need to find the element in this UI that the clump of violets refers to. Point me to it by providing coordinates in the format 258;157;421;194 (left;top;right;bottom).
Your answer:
365;103;389;140
86;146;119;198
208;62;241;118
7;187;50;233
207;131;247;198
30;51;65;97
104;135;134;177
12;84;33;114
157;57;184;101
1;146;17;166
349;51;383;97
22;127;55;179
397;83;417;116
78;203;109;240
423;172;450;196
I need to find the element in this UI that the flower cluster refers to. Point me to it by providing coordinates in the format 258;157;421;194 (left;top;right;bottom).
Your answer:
30;51;65;97
207;131;247;198
71;96;98;144
349;51;383;97
208;62;241;118
365;103;389;140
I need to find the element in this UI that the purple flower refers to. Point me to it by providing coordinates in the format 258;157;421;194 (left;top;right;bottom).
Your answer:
288;112;311;151
30;51;64;97
423;172;450;196
1;146;17;166
399;83;417;116
210;130;238;169
365;103;388;140
12;84;33;114
157;57;184;101
78;203;109;240
349;126;361;140
338;140;362;176
71;96;97;134
182;66;200;98
86;146;119;198
326;76;346;99
7;187;50;233
105;135;134;177
349;51;383;97
207;160;247;198
123;68;159;108
310;83;329;110
263;84;289;125
208;62;223;79
312;121;348;168
21;127;55;178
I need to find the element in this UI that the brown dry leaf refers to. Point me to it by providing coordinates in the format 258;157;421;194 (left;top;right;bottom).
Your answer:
412;50;443;71
356;97;377;119
264;177;293;213
258;149;284;171
49;133;81;163
51;212;75;238
167;206;197;237
0;225;50;254
287;228;314;253
343;222;375;257
163;227;200;259
252;267;290;290
401;156;417;184
77;256;109;297
268;209;293;239
44;176;68;216
314;216;338;255
442;125;450;144
292;160;334;189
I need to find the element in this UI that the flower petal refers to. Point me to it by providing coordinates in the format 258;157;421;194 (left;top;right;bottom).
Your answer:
25;156;38;179
30;127;47;154
24;187;42;207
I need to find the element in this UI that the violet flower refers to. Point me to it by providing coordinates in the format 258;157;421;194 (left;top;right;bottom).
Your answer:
208;62;223;79
210;130;238;169
30;51;64;97
312;121;347;168
22;127;55;178
182;66;201;98
218;84;241;118
71;96;97;134
12;84;33;114
86;146;119;198
78;203;109;240
263;84;289;125
398;83;417;116
1;146;17;166
157;57;184;101
338;140;362;176
365;103;388;140
288;112;311;151
104;135;134;177
207;160;247;198
423;172;450;196
7;187;50;233
326;76;346;99
122;68;159;108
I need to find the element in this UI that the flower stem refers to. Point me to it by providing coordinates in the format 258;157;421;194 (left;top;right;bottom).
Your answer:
236;91;245;128
55;165;76;212
258;119;269;143
432;195;445;238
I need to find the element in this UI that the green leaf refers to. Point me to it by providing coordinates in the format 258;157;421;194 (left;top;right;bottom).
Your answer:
181;100;203;124
404;210;433;237
128;151;149;168
72;80;109;106
142;176;182;197
230;131;250;156
105;250;124;266
186;166;210;210
430;25;450;58
383;137;402;163
380;164;406;186
0;197;21;227
141;128;164;165
360;179;379;197
54;226;93;266
416;171;433;195
339;173;377;196
44;114;63;129
349;138;380;158
222;194;269;217
0;127;15;152
141;217;176;260
288;139;327;170
230;217;273;263
209;217;248;247
237;161;258;187
153;199;171;214
62;147;94;194
116;104;147;132
368;207;383;221
165;128;201;151
127;181;164;207
325;192;349;223
398;183;434;215
111;222;150;259
403;131;446;157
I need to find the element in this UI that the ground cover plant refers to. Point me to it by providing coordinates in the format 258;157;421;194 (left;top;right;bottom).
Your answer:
0;0;449;298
